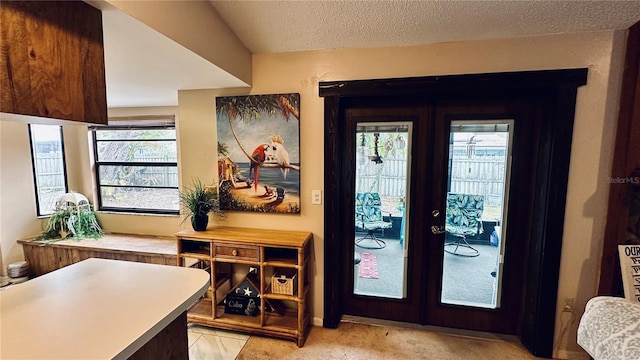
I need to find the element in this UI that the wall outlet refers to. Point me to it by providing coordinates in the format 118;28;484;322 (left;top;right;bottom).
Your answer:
563;298;574;313
311;190;322;205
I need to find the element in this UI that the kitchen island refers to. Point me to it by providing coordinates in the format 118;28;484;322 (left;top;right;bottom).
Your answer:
1;258;209;359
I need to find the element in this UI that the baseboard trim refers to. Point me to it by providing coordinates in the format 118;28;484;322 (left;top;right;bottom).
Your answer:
313;317;323;327
554;349;590;360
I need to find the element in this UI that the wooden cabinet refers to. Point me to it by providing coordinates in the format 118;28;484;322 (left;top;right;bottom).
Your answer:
176;227;313;347
0;1;107;124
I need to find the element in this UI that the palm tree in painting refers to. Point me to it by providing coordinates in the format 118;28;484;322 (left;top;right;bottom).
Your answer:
218;94;299;123
216;94;300;174
217;141;230;157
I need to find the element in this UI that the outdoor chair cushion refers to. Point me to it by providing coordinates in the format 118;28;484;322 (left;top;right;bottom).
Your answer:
355;192;392;231
445;193;484;237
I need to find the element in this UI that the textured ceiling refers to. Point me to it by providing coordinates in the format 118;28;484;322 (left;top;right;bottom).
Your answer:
98;0;640;108
210;0;640;53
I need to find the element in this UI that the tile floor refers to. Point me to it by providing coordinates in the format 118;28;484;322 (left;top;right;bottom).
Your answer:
187;325;249;360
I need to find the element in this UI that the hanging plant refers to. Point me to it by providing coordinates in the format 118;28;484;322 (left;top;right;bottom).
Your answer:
371;132;383;164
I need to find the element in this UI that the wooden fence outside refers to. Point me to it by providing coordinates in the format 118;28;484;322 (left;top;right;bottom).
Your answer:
448;155;506;206
34;153;66;189
357;155;506;206
36;154;179;189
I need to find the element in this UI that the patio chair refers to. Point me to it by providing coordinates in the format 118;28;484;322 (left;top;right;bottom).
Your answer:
444;193;484;257
355;192;392;249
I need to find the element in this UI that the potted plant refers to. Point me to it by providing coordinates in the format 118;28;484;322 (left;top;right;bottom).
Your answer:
179;178;224;231
39;192;103;241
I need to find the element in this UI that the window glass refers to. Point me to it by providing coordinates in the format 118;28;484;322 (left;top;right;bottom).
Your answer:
441;120;513;309
92;126;178;214
29;124;68;216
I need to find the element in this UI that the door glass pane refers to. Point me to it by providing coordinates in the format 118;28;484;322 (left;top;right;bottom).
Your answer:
353;122;411;299
441;120;513;309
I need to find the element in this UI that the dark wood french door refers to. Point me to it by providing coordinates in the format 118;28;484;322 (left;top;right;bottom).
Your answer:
321;69;588;358
339;96;535;334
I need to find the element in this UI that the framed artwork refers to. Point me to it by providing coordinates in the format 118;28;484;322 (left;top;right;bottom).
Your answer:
216;93;300;213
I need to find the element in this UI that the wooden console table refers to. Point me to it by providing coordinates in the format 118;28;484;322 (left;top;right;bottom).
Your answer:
176;226;313;347
18;233;176;277
1;258;208;359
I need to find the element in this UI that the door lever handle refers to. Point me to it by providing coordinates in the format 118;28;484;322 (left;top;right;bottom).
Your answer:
431;225;446;235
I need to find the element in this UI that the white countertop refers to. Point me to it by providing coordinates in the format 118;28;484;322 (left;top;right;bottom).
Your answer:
1;258;209;360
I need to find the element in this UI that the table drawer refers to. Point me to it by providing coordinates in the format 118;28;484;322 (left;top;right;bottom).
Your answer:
213;243;259;261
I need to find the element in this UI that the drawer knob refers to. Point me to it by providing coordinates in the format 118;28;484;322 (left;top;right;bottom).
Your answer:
232;249;238;256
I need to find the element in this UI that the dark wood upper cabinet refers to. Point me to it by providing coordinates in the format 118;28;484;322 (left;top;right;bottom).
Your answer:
1;1;107;125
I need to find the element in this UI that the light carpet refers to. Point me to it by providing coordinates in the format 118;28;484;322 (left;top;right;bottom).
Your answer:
358;252;379;279
235;321;546;360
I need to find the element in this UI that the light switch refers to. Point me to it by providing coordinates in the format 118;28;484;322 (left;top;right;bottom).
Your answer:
311;190;322;205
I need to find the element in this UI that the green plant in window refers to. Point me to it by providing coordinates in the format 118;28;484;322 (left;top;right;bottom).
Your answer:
38;200;103;241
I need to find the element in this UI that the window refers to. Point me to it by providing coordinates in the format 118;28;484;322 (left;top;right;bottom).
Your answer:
29;124;68;216
92;119;178;214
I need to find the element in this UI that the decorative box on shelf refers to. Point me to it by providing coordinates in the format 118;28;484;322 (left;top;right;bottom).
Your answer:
225;293;259;316
223;270;260;316
271;269;298;295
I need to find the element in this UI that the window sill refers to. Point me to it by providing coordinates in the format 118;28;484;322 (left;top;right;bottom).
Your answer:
96;211;179;218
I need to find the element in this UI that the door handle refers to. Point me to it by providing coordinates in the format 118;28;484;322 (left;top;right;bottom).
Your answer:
431;225;445;234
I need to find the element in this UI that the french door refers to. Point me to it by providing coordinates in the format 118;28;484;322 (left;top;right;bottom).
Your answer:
321;70;588;357
339;97;535;333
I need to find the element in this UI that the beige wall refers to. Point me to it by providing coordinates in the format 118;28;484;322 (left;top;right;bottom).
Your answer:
104;0;252;85
0;30;626;358
176;31;624;358
0;120;42;275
